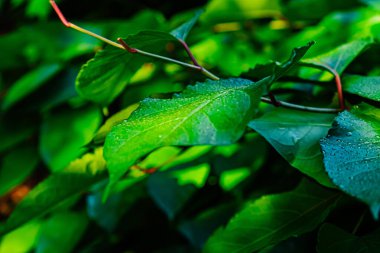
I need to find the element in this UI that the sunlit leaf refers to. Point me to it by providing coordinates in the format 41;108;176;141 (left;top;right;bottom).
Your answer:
104;78;265;197
0;221;41;253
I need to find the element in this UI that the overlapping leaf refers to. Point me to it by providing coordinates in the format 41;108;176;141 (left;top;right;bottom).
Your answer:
104;43;314;196
76;31;181;105
249;108;335;187
104;78;265;197
204;181;340;253
320;104;380;219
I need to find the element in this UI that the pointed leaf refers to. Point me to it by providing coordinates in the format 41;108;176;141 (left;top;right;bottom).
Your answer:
320;104;380;219
244;41;315;85
104;78;266;197
76;31;180;105
317;223;380;253
204;181;340;253
170;10;202;41
0;149;107;235
343;75;380;102
249;108;335;187
303;38;374;74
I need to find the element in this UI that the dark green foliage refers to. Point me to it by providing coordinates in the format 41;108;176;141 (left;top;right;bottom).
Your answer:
1;0;380;252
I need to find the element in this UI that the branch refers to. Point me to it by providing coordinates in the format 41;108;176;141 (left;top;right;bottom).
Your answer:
50;0;124;50
299;62;345;110
50;0;220;80
260;97;341;113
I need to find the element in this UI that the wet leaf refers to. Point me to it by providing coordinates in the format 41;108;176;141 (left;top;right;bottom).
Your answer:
320;104;380;219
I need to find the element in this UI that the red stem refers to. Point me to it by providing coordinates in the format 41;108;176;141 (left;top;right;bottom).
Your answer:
50;0;71;27
117;38;138;53
178;39;201;67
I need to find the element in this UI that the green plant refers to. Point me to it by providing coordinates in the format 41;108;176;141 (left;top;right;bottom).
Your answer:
1;0;380;252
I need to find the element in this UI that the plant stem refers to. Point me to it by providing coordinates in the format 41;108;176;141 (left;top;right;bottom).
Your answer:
50;0;220;80
299;62;345;110
260;97;341;113
117;38;220;80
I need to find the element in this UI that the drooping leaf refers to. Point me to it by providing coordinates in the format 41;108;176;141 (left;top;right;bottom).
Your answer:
36;212;88;253
320;104;380;219
343;75;380;102
317;223;380;253
170;10;202;41
302;37;374;75
104;78;266;197
249;108;335;187
0;220;41;253
0;149;107;235
76;31;181;105
0;145;39;196
1;64;62;110
40;105;102;172
204;180;340;253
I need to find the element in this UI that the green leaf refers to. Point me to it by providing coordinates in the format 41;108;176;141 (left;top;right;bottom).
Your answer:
40;106;102;172
1;64;62;110
0;149;107;235
204;181;340;253
360;0;380;10
320;104;380;219
93;103;139;144
0;220;41;253
36;212;88;253
244;41;315;83
249;108;335;187
148;164;210;219
202;0;282;23
303;37;374;75
317;223;380;253
104;78;266;197
343;75;380;102
0;145;38;196
170;10;202;41
76;31;180;105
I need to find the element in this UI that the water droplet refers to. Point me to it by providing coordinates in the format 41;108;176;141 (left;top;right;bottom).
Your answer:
346;132;352;136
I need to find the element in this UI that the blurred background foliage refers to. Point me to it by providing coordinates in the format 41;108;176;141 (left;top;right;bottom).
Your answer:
0;0;380;252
